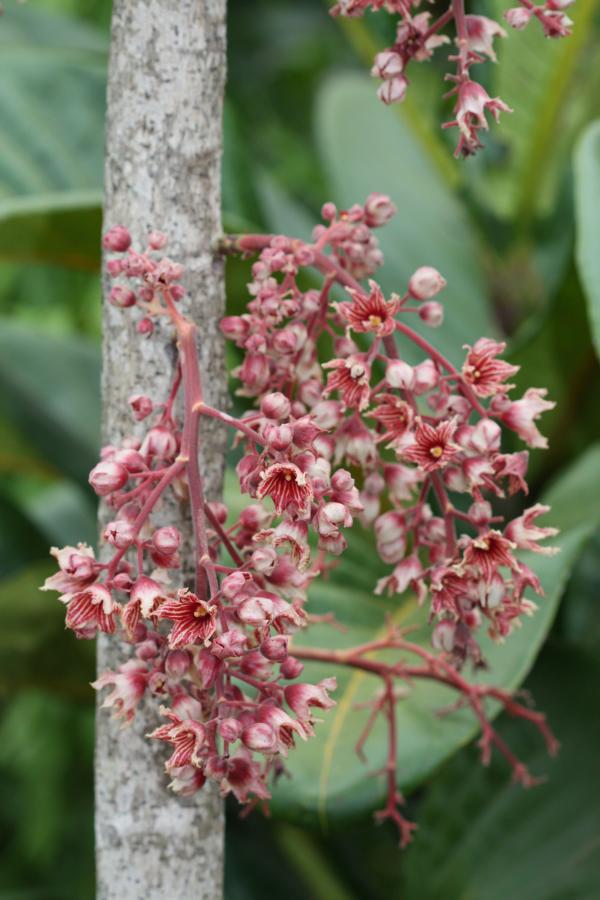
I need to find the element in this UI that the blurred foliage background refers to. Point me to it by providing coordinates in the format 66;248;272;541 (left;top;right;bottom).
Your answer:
1;0;600;897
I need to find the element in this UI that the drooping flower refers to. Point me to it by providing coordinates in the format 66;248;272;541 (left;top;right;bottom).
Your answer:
284;678;337;733
402;419;459;472
369;393;414;445
447;80;512;157
92;660;149;723
492;388;555;449
150;706;207;770
505;504;559;554
462;338;520;397
256;462;314;515
41;543;98;594
156;589;218;649
62;583;120;637
465;15;507;62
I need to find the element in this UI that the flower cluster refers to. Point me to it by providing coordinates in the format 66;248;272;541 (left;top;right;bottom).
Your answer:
331;0;574;156
43;205;558;843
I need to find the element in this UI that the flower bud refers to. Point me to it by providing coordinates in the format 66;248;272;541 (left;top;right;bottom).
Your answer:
148;230;167;250
112;448;146;473
364;192;396;228
151;526;181;556
109;286;136;308
211;629;248;659
418;301;444;327
260;635;289;662
371;50;404;79
504;6;532;28
408;266;447;300
207;501;228;525
242;723;277;753
264;423;293;451
128;394;153;421
321;202;337;221
103;518;136;550
251;547;277;574
165;649;191;678
89;461;128;496
219;717;243;743
103;225;132;253
386;359;415;390
260;391;291;421
220;571;253;601
141;426;178;459
432;620;456;652
377;75;408;104
137;317;154;337
280;656;304;679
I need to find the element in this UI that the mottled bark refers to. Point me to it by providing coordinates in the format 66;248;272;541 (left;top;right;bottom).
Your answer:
97;2;227;898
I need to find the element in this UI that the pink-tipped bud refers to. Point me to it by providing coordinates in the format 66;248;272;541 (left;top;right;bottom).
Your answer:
260;635;289;662
377;75;408;105
112;571;133;592
211;629;248;659
504;6;532;28
103;518;136;550
260;391;291;420
432;620;456;652
111;448;146;473
321;202;337;221
207;501;228;525
89;460;128;496
220;571;253;600
128;394;153;421
103;225;132;253
408;266;447;300
148;230;167;250
152;526;181;556
371;50;404;79
386;359;415;390
251;547;277;574
137;317;154;336
109;286;136;308
264;423;293;451
364;192;396;228
141;426;177;459
106;258;123;277
242;723;277;753
219;717;243;743
165;649;191;678
418;301;444;327
280;656;304;679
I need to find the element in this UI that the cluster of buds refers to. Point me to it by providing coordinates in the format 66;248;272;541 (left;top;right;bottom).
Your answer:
330;0;574;156
43;205;559;842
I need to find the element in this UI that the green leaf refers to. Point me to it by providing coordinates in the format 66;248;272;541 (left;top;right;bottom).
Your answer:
574;119;600;362
403;646;600;900
271;450;600;823
0;323;100;483
0;497;48;579
473;0;600;224
0;3;105;268
315;73;497;365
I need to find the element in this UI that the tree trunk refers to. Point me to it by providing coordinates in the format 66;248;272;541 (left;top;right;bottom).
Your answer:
96;2;228;898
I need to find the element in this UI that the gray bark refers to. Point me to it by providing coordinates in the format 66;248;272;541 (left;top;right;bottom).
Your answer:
97;2;228;897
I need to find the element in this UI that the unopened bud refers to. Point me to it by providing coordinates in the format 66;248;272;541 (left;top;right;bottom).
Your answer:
418;301;444;327
260;391;291;420
109;286;136;308
280;656;304;679
89;461;128;496
386;359;415;390
103;225;131;253
260;635;289;662
165;649;191;678
408;266;447;300
128;394;153;421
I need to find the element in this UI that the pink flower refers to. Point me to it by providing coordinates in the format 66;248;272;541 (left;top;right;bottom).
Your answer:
465;15;507;62
402;419;459;472
462;338;520;397
63;583;120;637
363;193;396;228
150;707;207;770
284;678;337;731
255;704;306;755
375;554;423;596
41;543;98;594
370;394;414;445
338;282;399;337
256;462;314;515
93;660;149;723
463;530;519;581
88;460;129;496
323;354;371;411
408;266;446;300
447;80;511;157
492;388;555;449
157;589;217;649
505;504;559;554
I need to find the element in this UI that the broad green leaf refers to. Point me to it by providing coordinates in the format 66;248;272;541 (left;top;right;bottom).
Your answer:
574;119;600;361
0;3;105;268
0;190;102;271
315;74;497;366
473;0;600;223
403;647;600;900
0;496;48;579
271;450;600;823
0;323;100;483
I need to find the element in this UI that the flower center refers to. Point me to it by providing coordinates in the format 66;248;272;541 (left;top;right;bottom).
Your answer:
429;445;444;459
194;606;209;618
368;314;382;328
